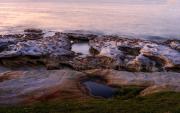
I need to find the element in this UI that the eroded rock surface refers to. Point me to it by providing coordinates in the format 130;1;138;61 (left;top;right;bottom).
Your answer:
89;36;180;72
0;69;88;105
0;69;179;105
164;39;180;51
0;29;179;106
0;29;179;72
141;43;180;71
85;69;180;96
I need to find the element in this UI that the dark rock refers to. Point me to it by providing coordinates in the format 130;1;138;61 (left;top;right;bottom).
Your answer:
0;29;179;72
127;55;157;72
62;30;99;41
141;43;180;71
67;56;117;70
118;46;141;56
24;28;43;34
85;69;180;96
164;39;180;51
24;28;44;40
0;33;73;58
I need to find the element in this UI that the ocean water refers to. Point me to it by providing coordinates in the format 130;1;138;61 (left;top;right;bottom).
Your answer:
0;0;180;39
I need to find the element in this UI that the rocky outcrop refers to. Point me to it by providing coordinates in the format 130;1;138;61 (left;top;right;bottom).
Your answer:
0;30;75;68
140;43;180;71
68;56;117;70
0;69;179;105
62;30;99;41
0;29;179;106
0;33;72;58
89;36;180;72
24;29;44;40
0;29;179;72
0;69;88;105
164;39;180;51
85;69;180;96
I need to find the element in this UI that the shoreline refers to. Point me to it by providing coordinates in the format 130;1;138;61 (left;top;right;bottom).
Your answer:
0;28;179;105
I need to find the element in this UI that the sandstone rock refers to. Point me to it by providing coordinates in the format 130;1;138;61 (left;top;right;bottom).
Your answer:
85;69;180;96
67;56;118;70
0;33;73;58
0;30;179;72
164;39;180;51
140;85;180;96
127;54;158;72
141;43;180;70
0;69;88;105
0;68;179;105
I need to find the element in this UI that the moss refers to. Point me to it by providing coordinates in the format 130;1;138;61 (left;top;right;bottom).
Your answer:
0;87;180;113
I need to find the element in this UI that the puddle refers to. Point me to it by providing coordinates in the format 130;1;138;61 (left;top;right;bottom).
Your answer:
43;31;56;37
71;42;91;55
82;79;116;98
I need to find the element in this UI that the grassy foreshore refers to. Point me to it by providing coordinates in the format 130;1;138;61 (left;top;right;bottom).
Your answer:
0;87;179;113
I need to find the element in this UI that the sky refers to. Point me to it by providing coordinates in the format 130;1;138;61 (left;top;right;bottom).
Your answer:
0;0;167;3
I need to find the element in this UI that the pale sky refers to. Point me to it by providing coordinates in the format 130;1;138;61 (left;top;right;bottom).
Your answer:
0;0;167;3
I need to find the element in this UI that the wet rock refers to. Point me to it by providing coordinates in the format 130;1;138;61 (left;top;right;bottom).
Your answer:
89;36;124;64
118;46;141;56
141;43;180;70
24;28;43;33
0;34;23;53
0;30;179;72
0;57;44;67
85;69;180;96
0;33;73;58
0;68;179;105
24;28;44;40
89;47;100;55
89;36;153;71
140;85;180;96
63;30;99;41
164;39;180;51
0;71;23;82
127;55;158;72
0;32;74;69
68;56;117;70
0;69;88;105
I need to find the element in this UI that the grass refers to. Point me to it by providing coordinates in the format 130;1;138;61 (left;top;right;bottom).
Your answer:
0;87;180;113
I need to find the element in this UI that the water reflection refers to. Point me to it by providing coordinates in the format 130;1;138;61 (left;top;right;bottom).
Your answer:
0;1;180;39
71;42;90;55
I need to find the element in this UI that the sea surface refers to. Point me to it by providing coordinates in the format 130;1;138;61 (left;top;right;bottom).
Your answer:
0;0;180;39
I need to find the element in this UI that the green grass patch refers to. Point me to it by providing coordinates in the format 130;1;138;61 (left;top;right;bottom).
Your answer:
0;87;180;113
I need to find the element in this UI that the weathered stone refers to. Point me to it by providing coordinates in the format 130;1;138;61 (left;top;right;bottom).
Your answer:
127;54;158;72
63;30;99;41
0;30;179;72
85;69;180;96
24;28;43;33
141;43;180;70
0;69;88;105
0;69;179;105
0;33;73;58
164;39;180;51
67;56;118;70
